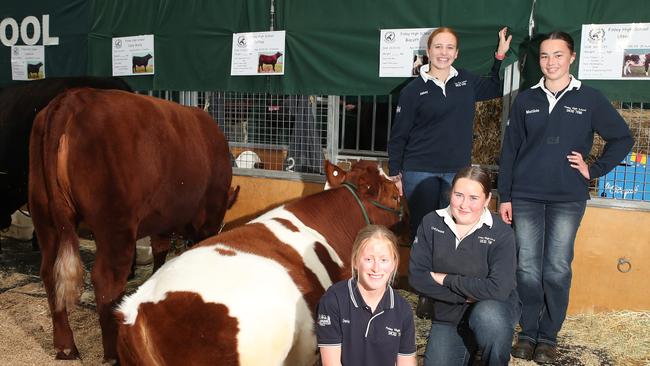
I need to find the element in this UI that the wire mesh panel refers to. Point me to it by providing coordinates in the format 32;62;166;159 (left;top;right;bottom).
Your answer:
591;102;650;202
143;89;648;205
198;92;328;176
137;90;182;102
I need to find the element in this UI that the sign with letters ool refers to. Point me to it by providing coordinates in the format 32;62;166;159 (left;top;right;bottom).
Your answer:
231;31;286;76
579;23;650;80
11;45;44;80
112;34;154;76
379;28;435;77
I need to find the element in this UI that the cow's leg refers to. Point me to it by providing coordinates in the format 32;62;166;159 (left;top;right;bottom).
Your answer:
30;205;81;359
39;226;81;359
30;162;82;359
91;228;137;363
151;235;171;272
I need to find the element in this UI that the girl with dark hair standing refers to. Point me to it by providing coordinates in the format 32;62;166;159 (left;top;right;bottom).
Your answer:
499;31;633;363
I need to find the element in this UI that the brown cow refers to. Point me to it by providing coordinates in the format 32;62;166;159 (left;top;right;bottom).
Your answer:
258;51;283;72
116;160;408;365
28;88;236;363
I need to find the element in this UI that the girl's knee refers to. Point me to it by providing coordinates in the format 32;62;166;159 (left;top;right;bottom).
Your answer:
469;300;515;332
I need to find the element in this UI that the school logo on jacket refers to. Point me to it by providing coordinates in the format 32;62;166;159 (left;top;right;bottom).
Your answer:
478;236;495;245
386;326;401;337
318;314;331;326
454;80;467;87
563;105;587;115
525;108;540;114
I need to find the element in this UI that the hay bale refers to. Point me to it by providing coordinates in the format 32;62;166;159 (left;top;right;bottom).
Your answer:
472;99;503;166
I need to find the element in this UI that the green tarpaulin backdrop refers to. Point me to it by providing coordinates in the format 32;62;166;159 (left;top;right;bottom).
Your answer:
1;0;649;100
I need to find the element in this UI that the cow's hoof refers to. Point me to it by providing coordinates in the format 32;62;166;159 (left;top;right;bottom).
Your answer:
55;347;80;360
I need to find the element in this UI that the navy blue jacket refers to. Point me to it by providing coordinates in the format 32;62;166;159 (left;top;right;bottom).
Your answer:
408;210;517;325
498;80;634;202
316;279;416;365
388;60;503;176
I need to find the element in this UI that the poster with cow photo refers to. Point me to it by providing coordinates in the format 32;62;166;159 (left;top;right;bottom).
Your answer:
231;30;285;76
112;34;154;76
579;23;650;80
379;28;435;77
11;45;45;81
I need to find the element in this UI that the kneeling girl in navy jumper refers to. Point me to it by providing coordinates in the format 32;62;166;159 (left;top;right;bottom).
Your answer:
409;166;519;366
317;225;417;366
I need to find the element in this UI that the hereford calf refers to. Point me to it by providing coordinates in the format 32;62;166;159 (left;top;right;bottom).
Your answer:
116;160;407;365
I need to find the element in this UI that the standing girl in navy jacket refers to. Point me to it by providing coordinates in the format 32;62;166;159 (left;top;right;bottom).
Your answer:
388;26;512;238
499;31;633;364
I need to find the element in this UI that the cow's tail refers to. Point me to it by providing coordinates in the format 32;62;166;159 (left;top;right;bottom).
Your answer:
35;93;85;311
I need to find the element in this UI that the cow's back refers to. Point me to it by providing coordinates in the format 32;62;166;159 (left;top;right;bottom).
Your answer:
117;207;330;366
0;77;132;228
31;88;231;240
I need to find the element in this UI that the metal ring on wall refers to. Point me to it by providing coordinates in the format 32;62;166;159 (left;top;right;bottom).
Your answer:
617;258;632;273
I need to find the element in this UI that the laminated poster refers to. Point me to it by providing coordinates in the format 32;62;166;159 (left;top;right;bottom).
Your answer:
11;45;44;80
579;23;650;80
379;28;435;77
231;31;286;76
112;35;154;76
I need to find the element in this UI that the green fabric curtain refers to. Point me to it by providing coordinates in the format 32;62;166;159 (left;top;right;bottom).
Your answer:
273;0;530;95
2;0;650;100
87;0;269;91
0;0;90;87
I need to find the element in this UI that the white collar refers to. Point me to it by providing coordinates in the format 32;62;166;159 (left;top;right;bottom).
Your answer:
419;64;458;96
347;278;394;310
420;63;459;84
532;76;582;113
436;206;493;247
531;75;582;93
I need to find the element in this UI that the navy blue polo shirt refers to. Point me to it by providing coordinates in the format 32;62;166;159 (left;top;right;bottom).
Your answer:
316;279;416;366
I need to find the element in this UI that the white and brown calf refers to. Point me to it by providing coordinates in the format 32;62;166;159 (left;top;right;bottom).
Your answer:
116;160;407;365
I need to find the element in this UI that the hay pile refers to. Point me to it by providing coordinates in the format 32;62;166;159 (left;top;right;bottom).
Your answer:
397;289;650;366
560;311;650;366
2;236;649;365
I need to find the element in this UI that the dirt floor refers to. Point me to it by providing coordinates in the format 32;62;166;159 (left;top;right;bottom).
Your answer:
1;235;648;365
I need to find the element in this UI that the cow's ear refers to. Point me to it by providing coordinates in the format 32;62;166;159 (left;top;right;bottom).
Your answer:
325;161;346;188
